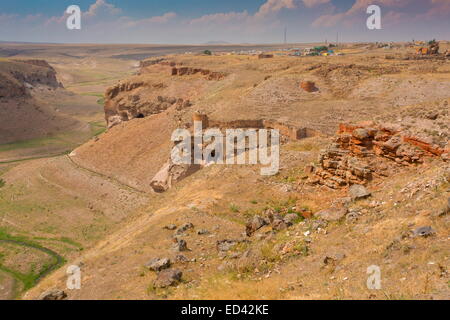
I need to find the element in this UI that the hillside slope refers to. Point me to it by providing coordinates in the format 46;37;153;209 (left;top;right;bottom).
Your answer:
23;50;449;300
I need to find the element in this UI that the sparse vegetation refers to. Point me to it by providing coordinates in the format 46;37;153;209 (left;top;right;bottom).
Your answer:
0;229;66;297
229;203;240;213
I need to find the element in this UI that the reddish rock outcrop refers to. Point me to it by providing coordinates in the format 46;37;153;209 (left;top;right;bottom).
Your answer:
300;81;316;93
308;122;449;188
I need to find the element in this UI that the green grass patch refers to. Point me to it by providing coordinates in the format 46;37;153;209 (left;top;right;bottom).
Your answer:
79;92;103;98
0;121;106;163
0;229;66;297
89;121;107;136
229;203;240;213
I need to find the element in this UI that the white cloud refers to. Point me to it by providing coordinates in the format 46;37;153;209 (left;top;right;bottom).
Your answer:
310;0;446;28
255;0;297;18
190;11;249;24
190;0;298;26
126;12;177;27
84;0;121;18
302;0;331;8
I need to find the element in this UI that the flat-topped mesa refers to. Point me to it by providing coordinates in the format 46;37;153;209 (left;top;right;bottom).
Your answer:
308;122;449;189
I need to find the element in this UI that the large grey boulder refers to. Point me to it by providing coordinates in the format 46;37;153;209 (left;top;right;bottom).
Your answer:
315;207;348;222
145;258;171;272
349;184;371;200
39;289;67;300
153;269;182;288
245;215;267;236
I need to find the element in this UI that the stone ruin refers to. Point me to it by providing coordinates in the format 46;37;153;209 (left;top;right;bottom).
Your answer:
171;67;227;81
150;113;318;193
308;122;450;189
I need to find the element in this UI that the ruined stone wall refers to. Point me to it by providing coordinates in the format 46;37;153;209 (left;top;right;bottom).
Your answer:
206;118;317;141
171;67;227;80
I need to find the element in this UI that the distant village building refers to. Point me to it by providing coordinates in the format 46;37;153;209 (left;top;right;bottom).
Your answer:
258;53;274;59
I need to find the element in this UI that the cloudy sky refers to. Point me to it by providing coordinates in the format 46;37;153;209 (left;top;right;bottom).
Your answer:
0;0;449;44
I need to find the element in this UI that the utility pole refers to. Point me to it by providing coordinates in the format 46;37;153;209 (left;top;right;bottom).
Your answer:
336;32;339;47
284;27;287;45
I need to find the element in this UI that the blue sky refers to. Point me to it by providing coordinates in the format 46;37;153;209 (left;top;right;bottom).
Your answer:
0;0;449;44
0;0;267;18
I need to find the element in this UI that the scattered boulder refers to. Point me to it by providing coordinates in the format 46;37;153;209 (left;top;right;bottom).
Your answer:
151;162;201;193
164;224;177;231
315;207;348;222
173;238;189;252
412;226;435;238
346;211;360;223
39;289;67;300
217;240;239;252
323;253;346;266
272;218;288;231
304;164;315;174
153;269;183;288
197;229;210;235
176;223;194;235
175;254;189;263
349;184;371;201
352;128;370;141
284;213;299;226
145;258;171;272
311;219;328;231
426;112;439;120
245;215;267;236
300;81;316;93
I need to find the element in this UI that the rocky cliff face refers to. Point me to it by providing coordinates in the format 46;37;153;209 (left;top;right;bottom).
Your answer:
0;59;62;99
0;59;81;144
104;80;192;128
0;71;27;99
104;57;233;128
